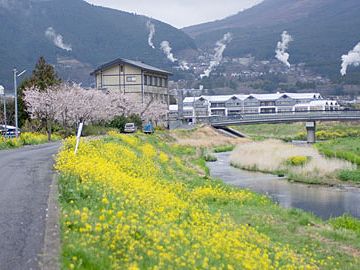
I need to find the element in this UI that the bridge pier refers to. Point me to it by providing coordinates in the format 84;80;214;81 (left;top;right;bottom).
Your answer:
306;121;316;144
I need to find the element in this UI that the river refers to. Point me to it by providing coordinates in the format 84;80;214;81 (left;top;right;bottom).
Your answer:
207;152;360;219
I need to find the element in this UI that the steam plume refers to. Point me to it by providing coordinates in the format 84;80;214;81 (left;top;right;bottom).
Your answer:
160;41;190;71
146;21;155;49
160;41;177;62
341;42;360;76
201;32;233;78
275;31;293;68
45;27;72;52
179;61;190;71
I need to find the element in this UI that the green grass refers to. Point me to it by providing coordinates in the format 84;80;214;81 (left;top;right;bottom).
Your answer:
316;137;360;166
231;123;304;140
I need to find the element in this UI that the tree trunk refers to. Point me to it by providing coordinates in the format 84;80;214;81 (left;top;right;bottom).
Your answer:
47;119;52;142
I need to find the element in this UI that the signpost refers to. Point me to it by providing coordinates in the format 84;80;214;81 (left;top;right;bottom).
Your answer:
74;122;84;155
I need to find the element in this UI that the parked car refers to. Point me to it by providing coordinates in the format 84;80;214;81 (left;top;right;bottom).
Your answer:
0;125;20;138
143;122;154;134
124;123;137;133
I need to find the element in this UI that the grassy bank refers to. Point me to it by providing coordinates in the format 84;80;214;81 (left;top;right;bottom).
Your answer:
229;139;358;185
0;132;62;150
316;138;360;183
56;132;360;269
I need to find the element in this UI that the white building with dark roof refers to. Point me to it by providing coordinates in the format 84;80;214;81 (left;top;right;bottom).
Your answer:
170;92;340;122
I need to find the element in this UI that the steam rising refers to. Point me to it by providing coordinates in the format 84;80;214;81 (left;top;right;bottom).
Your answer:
275;31;293;68
146;20;155;49
160;41;190;71
45;27;72;52
179;61;190;71
160;41;177;62
341;42;360;76
200;32;233;78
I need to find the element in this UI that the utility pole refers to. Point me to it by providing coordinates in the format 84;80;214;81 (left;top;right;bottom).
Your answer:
13;68;26;138
0;85;6;135
13;69;18;137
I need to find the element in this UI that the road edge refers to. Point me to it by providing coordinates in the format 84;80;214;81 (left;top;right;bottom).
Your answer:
41;174;60;270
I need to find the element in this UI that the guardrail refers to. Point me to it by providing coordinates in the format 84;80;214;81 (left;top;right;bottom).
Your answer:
210;110;360;126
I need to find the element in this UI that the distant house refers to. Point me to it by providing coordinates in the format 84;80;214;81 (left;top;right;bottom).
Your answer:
91;58;172;103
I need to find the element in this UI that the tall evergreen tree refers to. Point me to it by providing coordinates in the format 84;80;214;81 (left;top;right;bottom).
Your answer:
18;57;61;126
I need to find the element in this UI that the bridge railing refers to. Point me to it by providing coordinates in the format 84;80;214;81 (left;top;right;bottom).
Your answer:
210;110;360;124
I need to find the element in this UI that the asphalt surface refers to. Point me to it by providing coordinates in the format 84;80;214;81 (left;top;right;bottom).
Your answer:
0;143;60;270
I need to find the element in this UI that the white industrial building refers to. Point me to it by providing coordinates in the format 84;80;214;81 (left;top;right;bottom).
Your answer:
169;92;340;122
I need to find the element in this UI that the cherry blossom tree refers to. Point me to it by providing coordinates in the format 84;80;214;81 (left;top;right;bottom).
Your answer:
23;85;61;140
23;83;169;139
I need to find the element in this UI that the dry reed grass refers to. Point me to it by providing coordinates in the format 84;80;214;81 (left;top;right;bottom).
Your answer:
171;126;248;147
230;140;354;179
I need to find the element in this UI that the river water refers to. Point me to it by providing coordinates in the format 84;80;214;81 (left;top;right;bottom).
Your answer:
207;152;360;219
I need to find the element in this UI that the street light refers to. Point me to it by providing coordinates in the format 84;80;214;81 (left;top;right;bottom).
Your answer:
13;68;26;138
0;85;6;135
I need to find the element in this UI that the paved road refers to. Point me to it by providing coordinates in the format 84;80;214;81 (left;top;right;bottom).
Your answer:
0;143;60;270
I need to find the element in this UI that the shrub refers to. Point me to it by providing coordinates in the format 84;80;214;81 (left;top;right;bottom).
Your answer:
108;114;142;132
329;214;360;234
82;125;116;136
286;156;310;167
338;169;360;182
213;145;235;153
203;153;217;162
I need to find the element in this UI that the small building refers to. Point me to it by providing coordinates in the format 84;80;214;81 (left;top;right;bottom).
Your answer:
91;58;172;103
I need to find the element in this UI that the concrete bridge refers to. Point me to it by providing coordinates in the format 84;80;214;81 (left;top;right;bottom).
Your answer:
210;110;360;143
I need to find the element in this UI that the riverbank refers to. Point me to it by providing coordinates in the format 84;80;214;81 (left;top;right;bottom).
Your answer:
55;131;360;269
228;122;360;186
229;139;360;186
209;151;360;219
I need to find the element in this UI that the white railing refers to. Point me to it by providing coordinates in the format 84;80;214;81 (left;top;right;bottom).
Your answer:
210;110;360;125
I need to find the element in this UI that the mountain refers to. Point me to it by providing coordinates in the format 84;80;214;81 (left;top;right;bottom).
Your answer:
0;0;196;89
183;0;360;82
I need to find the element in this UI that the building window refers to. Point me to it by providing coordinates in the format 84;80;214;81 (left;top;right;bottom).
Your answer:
211;103;226;108
126;76;136;82
144;75;148;85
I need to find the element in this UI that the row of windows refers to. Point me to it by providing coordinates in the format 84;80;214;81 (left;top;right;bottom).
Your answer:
144;75;168;88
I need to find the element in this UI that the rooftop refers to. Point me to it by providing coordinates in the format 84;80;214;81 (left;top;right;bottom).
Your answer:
183;92;322;103
91;58;173;76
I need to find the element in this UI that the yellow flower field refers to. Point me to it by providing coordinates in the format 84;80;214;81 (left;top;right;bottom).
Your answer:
0;132;62;150
56;133;328;269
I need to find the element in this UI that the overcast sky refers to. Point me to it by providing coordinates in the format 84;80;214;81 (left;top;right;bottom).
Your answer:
85;0;263;28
